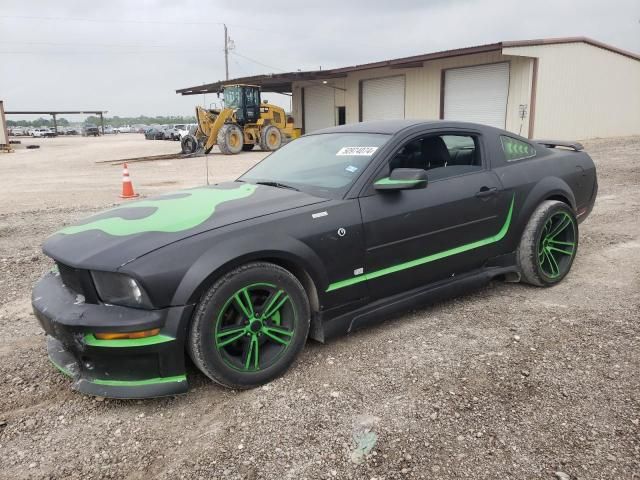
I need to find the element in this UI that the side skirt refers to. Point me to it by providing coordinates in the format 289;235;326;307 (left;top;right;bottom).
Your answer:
320;265;517;341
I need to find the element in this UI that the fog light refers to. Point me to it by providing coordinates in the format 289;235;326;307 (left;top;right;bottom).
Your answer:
94;328;160;340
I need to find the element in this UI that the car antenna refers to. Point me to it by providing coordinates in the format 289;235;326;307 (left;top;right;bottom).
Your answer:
205;152;210;185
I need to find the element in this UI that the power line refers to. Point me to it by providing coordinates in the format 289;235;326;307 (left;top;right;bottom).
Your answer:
230;57;250;76
0;50;215;55
230;51;288;73
0;15;272;32
2;40;186;49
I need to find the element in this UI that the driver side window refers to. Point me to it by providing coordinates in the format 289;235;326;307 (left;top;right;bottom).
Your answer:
389;134;482;181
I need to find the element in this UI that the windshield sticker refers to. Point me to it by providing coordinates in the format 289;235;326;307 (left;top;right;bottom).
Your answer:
345;165;358;173
336;147;378;156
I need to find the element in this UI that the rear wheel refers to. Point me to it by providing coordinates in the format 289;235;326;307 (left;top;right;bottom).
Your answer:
517;200;578;286
188;262;310;389
217;124;244;155
259;125;282;151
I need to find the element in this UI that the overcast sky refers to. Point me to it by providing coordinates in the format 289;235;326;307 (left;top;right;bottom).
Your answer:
1;0;638;119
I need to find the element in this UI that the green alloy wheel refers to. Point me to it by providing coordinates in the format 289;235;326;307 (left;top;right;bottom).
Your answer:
188;262;310;389
518;200;579;286
537;211;576;278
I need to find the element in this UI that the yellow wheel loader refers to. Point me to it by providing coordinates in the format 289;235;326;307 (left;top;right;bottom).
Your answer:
181;84;301;155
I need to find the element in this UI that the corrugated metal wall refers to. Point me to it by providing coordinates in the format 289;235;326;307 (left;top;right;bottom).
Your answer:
292;51;534;137
504;42;640;139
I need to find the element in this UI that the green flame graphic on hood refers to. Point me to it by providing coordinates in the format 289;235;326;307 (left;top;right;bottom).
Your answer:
56;184;257;237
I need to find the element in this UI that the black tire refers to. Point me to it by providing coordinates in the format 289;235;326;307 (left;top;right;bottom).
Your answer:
188;262;310;389
217;124;244;155
242;143;255;151
259;125;282;151
181;134;198;154
517;200;579;287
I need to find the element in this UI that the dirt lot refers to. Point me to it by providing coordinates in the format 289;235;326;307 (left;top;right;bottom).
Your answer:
0;135;638;479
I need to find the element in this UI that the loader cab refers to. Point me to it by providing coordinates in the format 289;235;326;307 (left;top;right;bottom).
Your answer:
222;84;261;125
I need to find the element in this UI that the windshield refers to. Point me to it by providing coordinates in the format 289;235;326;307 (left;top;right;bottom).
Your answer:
224;86;241;109
240;133;390;198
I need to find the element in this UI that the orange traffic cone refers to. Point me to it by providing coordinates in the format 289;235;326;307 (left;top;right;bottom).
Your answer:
119;163;139;199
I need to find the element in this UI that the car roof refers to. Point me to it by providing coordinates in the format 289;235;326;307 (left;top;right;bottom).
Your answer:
309;119;497;136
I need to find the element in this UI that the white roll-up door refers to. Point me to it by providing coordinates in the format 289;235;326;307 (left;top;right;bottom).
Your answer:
362;76;405;121
444;63;509;129
304;86;335;133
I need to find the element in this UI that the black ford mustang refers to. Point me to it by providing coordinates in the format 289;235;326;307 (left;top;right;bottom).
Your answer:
33;120;597;398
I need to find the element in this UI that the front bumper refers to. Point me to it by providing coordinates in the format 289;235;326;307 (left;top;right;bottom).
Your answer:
33;271;194;399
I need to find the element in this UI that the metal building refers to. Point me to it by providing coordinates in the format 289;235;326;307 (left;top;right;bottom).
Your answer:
177;37;640;140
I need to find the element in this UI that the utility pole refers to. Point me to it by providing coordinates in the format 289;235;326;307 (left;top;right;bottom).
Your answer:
224;24;229;80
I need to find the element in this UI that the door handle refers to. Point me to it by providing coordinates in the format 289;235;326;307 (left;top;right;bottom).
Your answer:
475;186;498;198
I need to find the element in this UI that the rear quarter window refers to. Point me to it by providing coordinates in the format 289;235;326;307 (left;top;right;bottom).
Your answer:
501;135;536;162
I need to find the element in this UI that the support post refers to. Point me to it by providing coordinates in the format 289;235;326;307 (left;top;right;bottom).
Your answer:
224;24;229;81
52;113;57;135
99;112;104;135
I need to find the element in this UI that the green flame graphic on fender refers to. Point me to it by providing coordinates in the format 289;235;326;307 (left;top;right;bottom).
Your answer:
57;184;257;236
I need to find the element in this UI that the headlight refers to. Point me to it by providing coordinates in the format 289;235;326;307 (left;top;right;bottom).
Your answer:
91;271;152;309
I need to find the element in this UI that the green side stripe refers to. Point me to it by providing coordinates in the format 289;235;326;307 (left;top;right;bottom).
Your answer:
375;177;427;186
84;333;175;348
326;194;515;292
91;375;186;387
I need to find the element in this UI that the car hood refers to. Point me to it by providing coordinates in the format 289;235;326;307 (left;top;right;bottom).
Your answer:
43;182;328;270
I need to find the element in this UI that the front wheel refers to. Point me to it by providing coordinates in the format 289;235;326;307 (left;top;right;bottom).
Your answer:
517;200;578;286
259;125;282;151
217;124;244;155
188;262;310;389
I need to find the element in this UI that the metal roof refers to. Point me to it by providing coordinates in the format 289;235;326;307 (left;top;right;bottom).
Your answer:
176;37;640;96
310;119;435;135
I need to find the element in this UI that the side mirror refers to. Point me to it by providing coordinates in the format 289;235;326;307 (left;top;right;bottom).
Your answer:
374;168;428;191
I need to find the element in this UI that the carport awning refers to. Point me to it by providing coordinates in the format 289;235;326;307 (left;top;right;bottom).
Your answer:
175;71;347;95
175;42;508;96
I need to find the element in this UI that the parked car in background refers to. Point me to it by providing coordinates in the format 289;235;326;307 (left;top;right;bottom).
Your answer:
82;124;100;137
10;127;27;136
160;125;173;140
103;126;117;135
173;124;191;140
144;127;164;140
115;125;132;134
33;128;56;138
66;127;79;135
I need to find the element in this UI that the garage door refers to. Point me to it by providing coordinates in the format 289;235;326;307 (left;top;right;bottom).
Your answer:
304;86;335;133
362;76;405;121
444;63;509;129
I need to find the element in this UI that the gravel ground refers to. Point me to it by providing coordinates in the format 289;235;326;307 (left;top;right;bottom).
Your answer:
0;135;638;479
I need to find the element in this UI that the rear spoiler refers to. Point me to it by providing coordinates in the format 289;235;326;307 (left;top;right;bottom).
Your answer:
534;139;584;151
